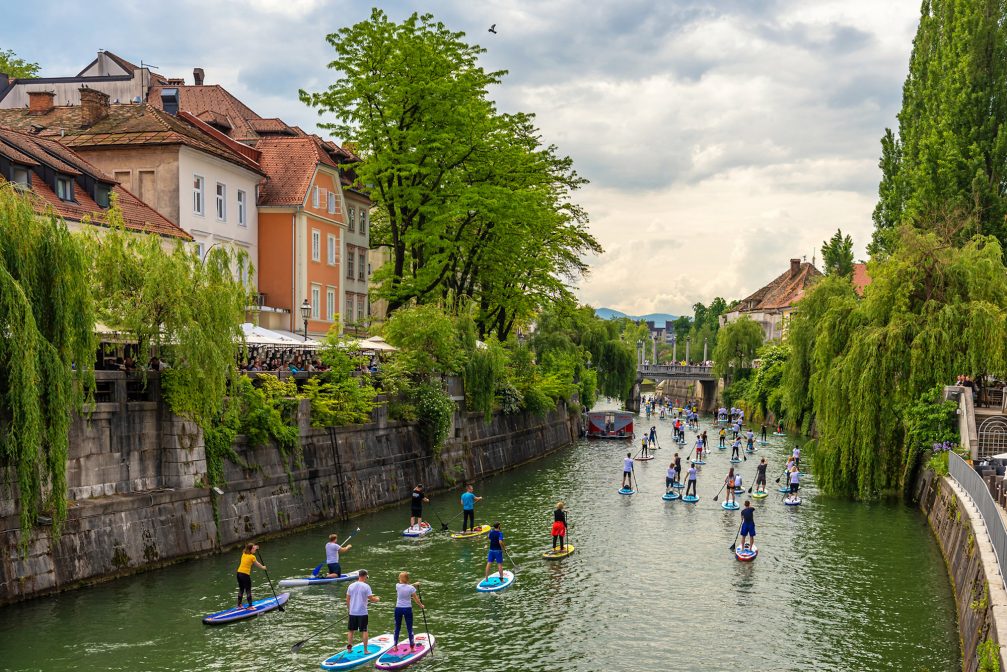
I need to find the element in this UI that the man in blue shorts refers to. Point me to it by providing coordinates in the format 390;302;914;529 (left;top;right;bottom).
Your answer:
740;500;756;549
484;522;506;581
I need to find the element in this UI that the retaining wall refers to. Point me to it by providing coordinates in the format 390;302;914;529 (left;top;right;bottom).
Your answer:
916;470;1007;671
0;377;579;605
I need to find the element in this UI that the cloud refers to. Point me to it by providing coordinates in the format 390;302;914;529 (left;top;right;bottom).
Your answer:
4;0;920;315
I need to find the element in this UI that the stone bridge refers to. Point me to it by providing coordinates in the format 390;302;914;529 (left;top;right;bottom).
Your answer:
629;364;720;412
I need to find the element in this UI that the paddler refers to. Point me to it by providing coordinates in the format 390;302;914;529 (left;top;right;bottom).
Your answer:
622;453;634;488
760;423;768;442
788;467;801;500
745;428;755;452
393;571;425;652
236;542;266;609
666;463;678;493
755;457;768;494
552;502;568;552
484;522;507;581
731;436;741;460
793;445;801;470
649;425;657;447
641;436;650;459
734;471;743;494
719;427;726;448
740;500;756;549
725;467;736;505
685;463;698;498
325;533;353;578
409;484;430;532
346;570;380;653
673;452;683;486
460;484;482;533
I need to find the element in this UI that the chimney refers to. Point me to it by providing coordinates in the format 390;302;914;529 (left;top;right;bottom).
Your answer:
27;90;55;116
790;258;801;278
79;87;110;126
193;68;204;86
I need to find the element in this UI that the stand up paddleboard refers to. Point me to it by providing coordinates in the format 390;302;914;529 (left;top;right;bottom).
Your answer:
778;486;791;493
477;570;515;592
718;445;727;450
321;634;395;670
374;633;436;670
752;491;769;499
773;432;787;436
732;487;744;494
691;459;706;465
634;456;655;461
279;570;359;587
729;457;742;463
671;481;684;489
542;544;576;560
735;544;758;562
784;496;802;506
662;491;680;501
202;593;289;625
722;501;740;510
618;487;636;496
451;524;491;540
402;522;433;538
758;440;769;445
681;495;700;503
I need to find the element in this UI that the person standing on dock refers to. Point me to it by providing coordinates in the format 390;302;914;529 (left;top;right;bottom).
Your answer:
346;570;380;653
460;484;482;533
236;543;266;609
623;453;634;488
325;533;353;578
552;502;568;552
484;522;507;581
410;485;429;532
740;501;756;549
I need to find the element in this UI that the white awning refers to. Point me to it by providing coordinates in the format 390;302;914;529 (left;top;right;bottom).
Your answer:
241;323;322;348
355;335;397;352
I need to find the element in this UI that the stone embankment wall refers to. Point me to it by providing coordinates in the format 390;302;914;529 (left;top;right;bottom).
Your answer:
0;373;579;605
915;470;1007;672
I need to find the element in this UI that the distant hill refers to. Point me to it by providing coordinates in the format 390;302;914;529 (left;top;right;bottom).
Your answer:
595;308;678;327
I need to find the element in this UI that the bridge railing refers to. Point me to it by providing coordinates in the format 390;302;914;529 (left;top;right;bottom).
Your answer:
948;451;1007;589
639;364;714;376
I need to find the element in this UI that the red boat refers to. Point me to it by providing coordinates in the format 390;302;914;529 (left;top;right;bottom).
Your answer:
586;411;634;440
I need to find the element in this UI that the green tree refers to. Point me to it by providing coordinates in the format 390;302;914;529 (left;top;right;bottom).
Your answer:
872;0;1007;254
0;49;40;78
821;229;854;277
711;316;764;379
783;226;1007;499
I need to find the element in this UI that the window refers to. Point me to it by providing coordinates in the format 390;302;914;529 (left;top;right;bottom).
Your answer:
327;234;337;265
193;175;205;215
11;165;29;188
326;288;336;321
346;292;355;323
358;252;365;281
311;285;320;319
113;170;131;189
55;176;73;201
195;242;206;259
237;190;246;227
95;184;111;208
312;186;320;208
216;183;226;220
360;210;366;235
348;207;355;233
357;295;366;322
347;248;355;279
311;229;320;262
327;192;336;215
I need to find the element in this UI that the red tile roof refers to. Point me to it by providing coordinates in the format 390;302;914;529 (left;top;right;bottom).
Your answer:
0;103;262;174
255;136;340;206
0;126;190;239
852;262;871;296
148;84;299;143
737;260;823;312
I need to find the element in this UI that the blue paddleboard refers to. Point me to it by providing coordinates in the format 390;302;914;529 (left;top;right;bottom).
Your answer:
692;459;706;465
279;571;359;588
202;592;289;625
681;495;700;503
722;501;740;510
784;496;802;506
618;487;636;495
729;457;742;463
662;491;680;501
321;634;395;670
477;570;514;592
778;486;791;493
735;545;758;562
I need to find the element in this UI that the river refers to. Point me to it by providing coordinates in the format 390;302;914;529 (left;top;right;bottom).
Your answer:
0;408;958;671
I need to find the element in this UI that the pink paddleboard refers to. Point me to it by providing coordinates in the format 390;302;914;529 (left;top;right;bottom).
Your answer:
374;633;436;670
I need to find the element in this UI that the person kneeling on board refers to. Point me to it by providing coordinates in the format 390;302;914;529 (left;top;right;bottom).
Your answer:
325;533;352;578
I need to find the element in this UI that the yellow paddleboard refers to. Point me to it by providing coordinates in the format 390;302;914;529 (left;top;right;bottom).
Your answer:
542;544;576;560
450;524;491;539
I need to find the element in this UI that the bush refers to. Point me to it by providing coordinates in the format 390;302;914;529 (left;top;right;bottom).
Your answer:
414;380;455;452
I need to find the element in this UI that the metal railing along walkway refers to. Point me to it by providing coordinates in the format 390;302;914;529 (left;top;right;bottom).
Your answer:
949;451;1007;589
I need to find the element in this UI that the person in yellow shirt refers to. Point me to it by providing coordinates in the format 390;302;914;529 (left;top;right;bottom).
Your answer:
236;543;266;609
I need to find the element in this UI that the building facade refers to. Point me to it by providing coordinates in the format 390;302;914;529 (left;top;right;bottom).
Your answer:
720;258;823;341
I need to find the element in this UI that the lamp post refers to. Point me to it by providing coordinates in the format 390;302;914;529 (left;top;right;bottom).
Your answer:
703;337;708;363
299;299;311;341
637;339;643;367
685;336;691;365
672;334;677;363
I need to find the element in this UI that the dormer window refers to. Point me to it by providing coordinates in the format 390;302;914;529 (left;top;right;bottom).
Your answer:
95;184;111;208
10;165;29;189
55;176;73;202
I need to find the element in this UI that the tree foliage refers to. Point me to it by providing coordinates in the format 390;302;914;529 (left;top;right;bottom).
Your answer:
821;229;855;277
302;10;600;338
0;49;40;79
712;316;764;379
871;0;1007;255
0;186;96;540
784;226;1007;498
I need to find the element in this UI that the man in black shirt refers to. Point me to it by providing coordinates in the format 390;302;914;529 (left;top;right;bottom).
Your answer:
755;458;768;494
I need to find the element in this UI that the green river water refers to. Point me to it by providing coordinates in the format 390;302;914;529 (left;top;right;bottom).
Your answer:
0;409;959;671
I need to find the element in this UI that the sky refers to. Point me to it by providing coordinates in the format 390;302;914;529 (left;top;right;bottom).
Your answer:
5;0;921;315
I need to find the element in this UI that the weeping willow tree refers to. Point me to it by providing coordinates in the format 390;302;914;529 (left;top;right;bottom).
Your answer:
0;185;96;540
785;225;1007;498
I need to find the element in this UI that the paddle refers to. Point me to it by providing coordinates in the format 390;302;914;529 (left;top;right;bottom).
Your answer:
312;527;362;577
255;550;283;612
632;467;643;494
429;507;450;531
291;613;346;653
503;545;521;573
712;479;728;502
774;470;788;484
729;523;743;551
416;587;433;656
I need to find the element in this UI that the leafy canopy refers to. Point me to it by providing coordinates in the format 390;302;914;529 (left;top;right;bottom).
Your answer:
0;49;40;79
821;229;854;277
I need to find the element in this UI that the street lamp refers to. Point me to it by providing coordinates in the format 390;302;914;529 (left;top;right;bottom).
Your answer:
299;299;311;341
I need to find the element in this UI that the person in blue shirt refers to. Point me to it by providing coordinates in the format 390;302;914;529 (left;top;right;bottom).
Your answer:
740;501;756;550
484;522;507;582
460;484;482;533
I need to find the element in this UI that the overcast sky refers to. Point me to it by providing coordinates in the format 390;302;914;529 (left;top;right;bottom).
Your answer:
6;0;921;315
